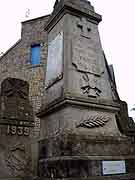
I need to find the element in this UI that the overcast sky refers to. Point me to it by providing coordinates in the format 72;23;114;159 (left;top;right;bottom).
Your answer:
0;0;135;116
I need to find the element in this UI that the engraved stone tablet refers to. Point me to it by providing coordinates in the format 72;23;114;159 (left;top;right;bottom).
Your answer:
72;37;101;75
102;160;126;175
45;32;63;88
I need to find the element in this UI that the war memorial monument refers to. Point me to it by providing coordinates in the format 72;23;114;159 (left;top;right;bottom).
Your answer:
0;0;135;179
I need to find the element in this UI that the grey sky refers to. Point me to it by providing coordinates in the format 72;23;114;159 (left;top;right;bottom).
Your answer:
0;0;135;115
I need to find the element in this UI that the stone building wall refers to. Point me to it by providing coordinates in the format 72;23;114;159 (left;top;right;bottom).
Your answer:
0;15;50;137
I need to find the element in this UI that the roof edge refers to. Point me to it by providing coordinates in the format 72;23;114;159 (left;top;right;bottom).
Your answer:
0;39;21;61
22;14;51;24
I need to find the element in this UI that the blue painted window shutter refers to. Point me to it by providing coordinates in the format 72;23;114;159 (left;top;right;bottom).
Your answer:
31;44;41;65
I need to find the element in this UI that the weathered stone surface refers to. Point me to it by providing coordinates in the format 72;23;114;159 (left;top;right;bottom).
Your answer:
38;132;135;178
40;104;120;138
117;101;135;136
0;78;34;125
0;15;50;137
0;133;33;178
0;12;51;178
0;0;135;179
43;1;117;105
37;0;135;180
0;78;34;179
5;144;32;177
39;132;135;158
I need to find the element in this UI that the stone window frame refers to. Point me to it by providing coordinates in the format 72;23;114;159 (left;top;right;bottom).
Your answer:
26;41;45;68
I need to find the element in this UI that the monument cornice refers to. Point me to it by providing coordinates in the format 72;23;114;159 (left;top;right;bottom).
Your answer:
45;3;102;32
0;119;34;127
39;155;135;162
37;94;120;117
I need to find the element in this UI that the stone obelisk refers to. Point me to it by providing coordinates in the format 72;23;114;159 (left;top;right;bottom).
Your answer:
37;0;135;179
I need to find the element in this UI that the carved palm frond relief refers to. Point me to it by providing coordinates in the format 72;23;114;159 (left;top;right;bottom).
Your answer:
77;115;111;128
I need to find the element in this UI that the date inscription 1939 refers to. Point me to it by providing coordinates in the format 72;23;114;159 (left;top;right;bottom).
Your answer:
7;125;30;136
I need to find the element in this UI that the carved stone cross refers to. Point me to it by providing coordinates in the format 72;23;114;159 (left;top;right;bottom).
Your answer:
77;17;91;38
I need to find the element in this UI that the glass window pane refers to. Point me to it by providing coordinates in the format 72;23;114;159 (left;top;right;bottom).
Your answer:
31;45;40;65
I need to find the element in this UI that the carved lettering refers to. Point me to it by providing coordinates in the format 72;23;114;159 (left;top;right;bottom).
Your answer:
72;36;103;97
24;127;30;136
7;125;30;136
11;126;17;135
17;126;23;136
72;37;102;75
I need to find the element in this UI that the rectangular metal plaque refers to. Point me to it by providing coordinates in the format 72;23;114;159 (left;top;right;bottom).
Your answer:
45;32;63;88
102;160;126;175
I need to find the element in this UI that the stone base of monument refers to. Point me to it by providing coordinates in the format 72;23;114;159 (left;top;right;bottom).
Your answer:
38;131;135;179
38;175;135;180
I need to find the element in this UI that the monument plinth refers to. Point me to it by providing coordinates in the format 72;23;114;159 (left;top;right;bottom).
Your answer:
37;0;135;179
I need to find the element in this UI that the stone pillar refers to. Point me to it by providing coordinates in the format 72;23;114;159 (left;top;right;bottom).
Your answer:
0;78;34;178
37;0;135;179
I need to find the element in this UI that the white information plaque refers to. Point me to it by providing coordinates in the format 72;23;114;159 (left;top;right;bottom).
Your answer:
45;32;63;87
102;160;126;175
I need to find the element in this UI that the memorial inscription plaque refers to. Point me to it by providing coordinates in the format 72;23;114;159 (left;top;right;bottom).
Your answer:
72;37;101;75
45;32;63;88
72;37;102;97
102;160;126;175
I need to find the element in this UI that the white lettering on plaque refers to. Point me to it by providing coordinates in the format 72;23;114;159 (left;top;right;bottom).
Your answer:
45;32;63;88
102;160;126;175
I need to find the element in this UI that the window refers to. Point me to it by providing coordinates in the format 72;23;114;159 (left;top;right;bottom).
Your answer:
31;44;41;65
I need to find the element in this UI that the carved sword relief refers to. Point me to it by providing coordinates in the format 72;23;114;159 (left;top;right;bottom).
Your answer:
80;73;101;97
